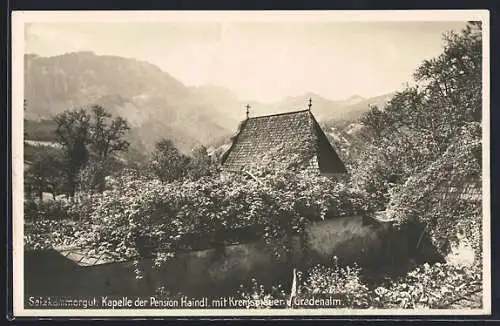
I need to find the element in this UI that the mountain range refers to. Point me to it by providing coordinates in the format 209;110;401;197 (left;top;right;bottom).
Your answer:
24;51;394;155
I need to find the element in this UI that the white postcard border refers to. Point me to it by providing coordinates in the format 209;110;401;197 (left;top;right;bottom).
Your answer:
11;9;491;317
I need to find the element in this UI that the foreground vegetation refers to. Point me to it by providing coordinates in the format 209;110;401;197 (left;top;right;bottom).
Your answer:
24;163;482;309
236;259;482;309
24;22;483;309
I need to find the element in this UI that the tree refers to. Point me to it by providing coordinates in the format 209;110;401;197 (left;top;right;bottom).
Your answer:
54;105;131;196
89;105;130;160
186;145;218;179
25;147;65;201
55;108;91;198
87;105;130;191
149;139;189;182
414;22;482;125
354;22;482;203
23;100;28;138
359;105;393;138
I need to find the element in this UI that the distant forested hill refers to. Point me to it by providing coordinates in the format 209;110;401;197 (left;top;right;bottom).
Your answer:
24;51;393;163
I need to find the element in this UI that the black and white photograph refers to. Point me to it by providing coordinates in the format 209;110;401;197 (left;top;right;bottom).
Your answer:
12;10;490;316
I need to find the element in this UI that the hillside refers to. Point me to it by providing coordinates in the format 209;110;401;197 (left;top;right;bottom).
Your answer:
24;52;232;155
323;93;395;129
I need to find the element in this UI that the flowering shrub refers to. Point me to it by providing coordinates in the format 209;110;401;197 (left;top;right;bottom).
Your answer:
295;257;371;308
386;123;482;260
24;219;92;250
25;168;374;268
372;262;482;309
237;257;370;309
237;260;482;309
237;279;288;309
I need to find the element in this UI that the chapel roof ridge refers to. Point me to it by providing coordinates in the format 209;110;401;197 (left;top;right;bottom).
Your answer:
247;108;311;120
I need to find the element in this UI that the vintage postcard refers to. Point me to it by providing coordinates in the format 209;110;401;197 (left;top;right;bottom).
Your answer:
11;10;490;317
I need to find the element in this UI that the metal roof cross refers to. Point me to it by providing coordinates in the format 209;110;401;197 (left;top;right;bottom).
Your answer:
246;104;251;118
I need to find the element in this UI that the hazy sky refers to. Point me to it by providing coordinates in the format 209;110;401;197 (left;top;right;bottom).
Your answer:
25;21;468;102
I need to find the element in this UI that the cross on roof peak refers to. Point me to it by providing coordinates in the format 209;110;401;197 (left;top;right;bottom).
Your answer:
308;98;312;111
245;104;251;118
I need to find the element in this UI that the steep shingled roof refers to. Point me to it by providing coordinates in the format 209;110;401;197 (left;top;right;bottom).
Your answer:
221;109;347;175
